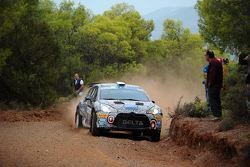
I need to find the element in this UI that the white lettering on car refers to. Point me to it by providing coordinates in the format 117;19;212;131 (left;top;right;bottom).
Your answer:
122;120;143;126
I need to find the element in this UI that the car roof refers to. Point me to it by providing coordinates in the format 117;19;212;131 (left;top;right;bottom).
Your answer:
93;83;144;90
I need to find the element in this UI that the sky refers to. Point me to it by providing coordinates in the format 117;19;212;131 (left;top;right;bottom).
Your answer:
55;0;198;15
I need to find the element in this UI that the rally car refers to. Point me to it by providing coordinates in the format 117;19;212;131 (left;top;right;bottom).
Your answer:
75;82;163;141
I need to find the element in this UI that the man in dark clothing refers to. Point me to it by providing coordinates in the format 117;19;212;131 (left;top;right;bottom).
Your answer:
73;73;84;96
205;50;223;118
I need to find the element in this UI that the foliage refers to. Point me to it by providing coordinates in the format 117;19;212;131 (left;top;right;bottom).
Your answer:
146;19;204;81
162;19;186;41
196;0;250;53
0;0;60;107
0;0;26;74
0;1;205;107
221;63;250;122
174;97;209;118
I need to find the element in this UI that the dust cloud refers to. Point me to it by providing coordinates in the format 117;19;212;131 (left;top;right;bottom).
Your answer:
123;74;204;111
58;97;84;128
114;64;206;114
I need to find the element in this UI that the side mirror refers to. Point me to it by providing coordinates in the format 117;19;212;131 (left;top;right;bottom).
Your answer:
85;96;92;101
152;100;155;104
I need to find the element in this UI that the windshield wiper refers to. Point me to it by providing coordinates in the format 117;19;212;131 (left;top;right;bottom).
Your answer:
102;98;117;100
119;98;140;101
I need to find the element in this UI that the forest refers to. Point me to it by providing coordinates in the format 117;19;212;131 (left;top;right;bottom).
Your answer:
0;0;204;106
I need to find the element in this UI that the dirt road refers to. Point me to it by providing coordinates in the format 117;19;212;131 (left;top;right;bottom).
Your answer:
0;120;195;167
0;101;234;167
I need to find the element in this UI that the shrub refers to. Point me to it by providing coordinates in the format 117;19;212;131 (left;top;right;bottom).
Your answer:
222;64;250;123
174;97;209;118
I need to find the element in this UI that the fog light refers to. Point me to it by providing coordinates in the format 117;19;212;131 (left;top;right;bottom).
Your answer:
107;116;114;124
150;120;156;129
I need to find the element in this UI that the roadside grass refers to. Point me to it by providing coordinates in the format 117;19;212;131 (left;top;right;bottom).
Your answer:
173;97;209;118
173;92;250;132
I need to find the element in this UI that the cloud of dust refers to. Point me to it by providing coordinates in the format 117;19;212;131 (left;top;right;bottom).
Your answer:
58;97;84;128
122;72;204;112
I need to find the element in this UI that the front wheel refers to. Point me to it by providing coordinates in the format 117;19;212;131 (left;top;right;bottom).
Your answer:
91;112;101;136
151;130;161;142
75;111;82;128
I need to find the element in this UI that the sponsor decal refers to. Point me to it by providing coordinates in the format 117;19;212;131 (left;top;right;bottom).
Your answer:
97;113;108;118
122;120;144;126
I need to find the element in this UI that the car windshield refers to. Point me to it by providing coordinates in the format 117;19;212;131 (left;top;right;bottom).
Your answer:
100;88;150;102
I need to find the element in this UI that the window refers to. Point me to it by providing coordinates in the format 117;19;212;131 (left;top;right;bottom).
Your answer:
100;88;150;102
87;88;94;97
91;87;98;101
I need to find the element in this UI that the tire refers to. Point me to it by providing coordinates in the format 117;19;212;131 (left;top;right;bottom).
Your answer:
75;111;82;128
91;112;101;136
151;130;161;142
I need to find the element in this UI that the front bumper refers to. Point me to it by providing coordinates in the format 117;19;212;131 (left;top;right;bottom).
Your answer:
96;111;162;131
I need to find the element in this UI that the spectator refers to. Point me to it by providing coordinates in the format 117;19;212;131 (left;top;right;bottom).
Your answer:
73;73;84;96
205;50;223;120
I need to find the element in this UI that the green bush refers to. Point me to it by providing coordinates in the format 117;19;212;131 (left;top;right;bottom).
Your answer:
174;97;209;118
222;64;250;123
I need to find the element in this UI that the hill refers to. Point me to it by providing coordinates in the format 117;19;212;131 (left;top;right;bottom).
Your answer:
144;6;199;39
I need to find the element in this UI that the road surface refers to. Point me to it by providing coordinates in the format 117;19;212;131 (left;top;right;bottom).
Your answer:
0;100;234;167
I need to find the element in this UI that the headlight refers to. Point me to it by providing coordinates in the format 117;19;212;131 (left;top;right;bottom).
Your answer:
147;107;161;115
152;108;161;114
100;104;116;113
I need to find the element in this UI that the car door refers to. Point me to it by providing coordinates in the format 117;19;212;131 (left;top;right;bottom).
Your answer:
80;88;94;127
85;87;98;125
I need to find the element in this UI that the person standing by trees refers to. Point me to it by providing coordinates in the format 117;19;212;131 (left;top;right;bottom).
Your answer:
205;50;223;120
73;74;84;96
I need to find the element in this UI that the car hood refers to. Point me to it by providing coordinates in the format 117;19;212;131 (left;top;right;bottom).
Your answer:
99;100;156;113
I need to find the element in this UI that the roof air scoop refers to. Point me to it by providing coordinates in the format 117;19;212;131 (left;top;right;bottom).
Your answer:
116;82;126;87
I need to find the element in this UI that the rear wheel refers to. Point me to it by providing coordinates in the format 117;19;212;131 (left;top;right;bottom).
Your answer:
75;111;82;128
151;130;161;142
91;112;101;136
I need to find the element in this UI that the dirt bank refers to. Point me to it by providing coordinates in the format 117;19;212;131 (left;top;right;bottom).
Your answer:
0;108;61;122
169;117;250;166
